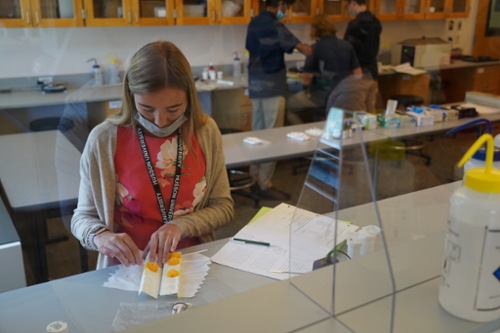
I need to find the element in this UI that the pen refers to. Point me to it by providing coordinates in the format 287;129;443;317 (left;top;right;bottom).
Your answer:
232;238;271;247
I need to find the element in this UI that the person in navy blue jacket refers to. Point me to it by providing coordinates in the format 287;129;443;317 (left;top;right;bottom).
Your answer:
245;0;311;200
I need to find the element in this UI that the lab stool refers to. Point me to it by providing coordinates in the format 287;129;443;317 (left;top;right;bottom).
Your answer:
29;117;74;133
219;128;260;208
388;95;424;110
388;139;432;166
287;106;326;125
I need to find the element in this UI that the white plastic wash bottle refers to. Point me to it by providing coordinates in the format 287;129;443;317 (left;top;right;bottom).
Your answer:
438;133;500;322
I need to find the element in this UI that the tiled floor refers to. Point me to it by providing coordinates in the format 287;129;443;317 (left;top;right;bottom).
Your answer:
20;150;446;286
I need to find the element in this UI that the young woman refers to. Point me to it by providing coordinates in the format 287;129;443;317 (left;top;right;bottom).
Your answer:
71;41;234;269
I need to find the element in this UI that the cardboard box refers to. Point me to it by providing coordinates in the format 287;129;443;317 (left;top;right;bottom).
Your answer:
377;115;400;128
406;111;434;126
425;108;445;123
355;112;377;130
399;114;417;128
443;109;459;121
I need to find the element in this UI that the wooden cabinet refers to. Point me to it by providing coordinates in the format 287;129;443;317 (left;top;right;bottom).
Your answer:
438;64;500;104
473;65;500;95
218;0;251;25
374;0;425;20
425;0;470;19
0;0;83;27
378;73;431;106
175;0;213;25
83;0;133;26
318;0;348;21
286;0;317;23
131;0;174;26
447;0;470;17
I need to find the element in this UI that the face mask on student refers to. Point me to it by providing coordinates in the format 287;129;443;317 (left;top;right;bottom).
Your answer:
134;107;188;138
276;5;287;20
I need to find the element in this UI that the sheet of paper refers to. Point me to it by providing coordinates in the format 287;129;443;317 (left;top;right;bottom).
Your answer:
392;62;426;75
211;203;359;280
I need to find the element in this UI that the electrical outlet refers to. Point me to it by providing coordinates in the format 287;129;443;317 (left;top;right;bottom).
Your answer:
38;76;53;83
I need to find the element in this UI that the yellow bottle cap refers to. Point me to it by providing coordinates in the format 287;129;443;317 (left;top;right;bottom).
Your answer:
104;53;117;63
458;134;500;193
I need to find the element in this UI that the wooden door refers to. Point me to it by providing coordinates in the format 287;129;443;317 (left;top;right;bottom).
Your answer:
130;0;174;25
0;0;33;27
472;0;500;58
83;0;132;26
30;0;84;27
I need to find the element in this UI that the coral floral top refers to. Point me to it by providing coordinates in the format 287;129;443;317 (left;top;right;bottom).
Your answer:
113;126;206;253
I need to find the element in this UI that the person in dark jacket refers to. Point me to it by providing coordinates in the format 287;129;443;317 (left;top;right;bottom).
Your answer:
245;0;311;200
344;0;382;111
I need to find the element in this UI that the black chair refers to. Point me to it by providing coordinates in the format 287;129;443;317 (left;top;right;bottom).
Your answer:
388;94;424;109
29;117;74;133
219;128;260;208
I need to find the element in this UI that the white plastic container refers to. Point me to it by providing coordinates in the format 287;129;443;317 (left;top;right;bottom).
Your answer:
208;63;216;82
87;58;103;86
438;134;500;322
105;53;121;85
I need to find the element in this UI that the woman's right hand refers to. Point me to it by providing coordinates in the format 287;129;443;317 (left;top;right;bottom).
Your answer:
94;231;143;267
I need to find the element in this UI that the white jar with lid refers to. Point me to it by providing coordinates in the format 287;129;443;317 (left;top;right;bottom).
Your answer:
439;134;500;322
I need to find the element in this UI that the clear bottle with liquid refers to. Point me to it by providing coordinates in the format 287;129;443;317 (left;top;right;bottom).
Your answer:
438;134;500;322
233;52;241;77
87;58;103;86
105;53;121;85
208;63;216;82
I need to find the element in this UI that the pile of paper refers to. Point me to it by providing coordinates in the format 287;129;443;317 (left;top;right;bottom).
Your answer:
211;203;359;280
103;251;211;299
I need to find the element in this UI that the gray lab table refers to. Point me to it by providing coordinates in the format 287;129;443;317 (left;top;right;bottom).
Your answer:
222;121;387;169
2;182;500;332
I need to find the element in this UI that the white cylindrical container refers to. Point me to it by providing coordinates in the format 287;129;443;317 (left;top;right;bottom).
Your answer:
208;63;216;82
494;134;500;149
46;321;68;333
105;53;121;85
359;231;375;255
438;134;500;322
202;68;209;81
347;232;362;259
92;65;103;86
107;60;120;84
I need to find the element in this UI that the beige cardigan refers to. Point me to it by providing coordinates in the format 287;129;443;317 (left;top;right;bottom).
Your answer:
71;118;234;269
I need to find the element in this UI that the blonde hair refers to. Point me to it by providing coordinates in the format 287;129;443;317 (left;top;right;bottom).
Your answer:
310;14;337;40
108;41;208;153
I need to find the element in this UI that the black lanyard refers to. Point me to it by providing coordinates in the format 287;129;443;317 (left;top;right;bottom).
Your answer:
137;126;183;224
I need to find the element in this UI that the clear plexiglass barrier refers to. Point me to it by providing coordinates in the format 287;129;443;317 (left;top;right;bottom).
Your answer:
287;108;459;332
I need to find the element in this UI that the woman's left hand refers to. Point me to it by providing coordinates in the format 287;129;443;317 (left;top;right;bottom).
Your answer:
143;223;182;264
